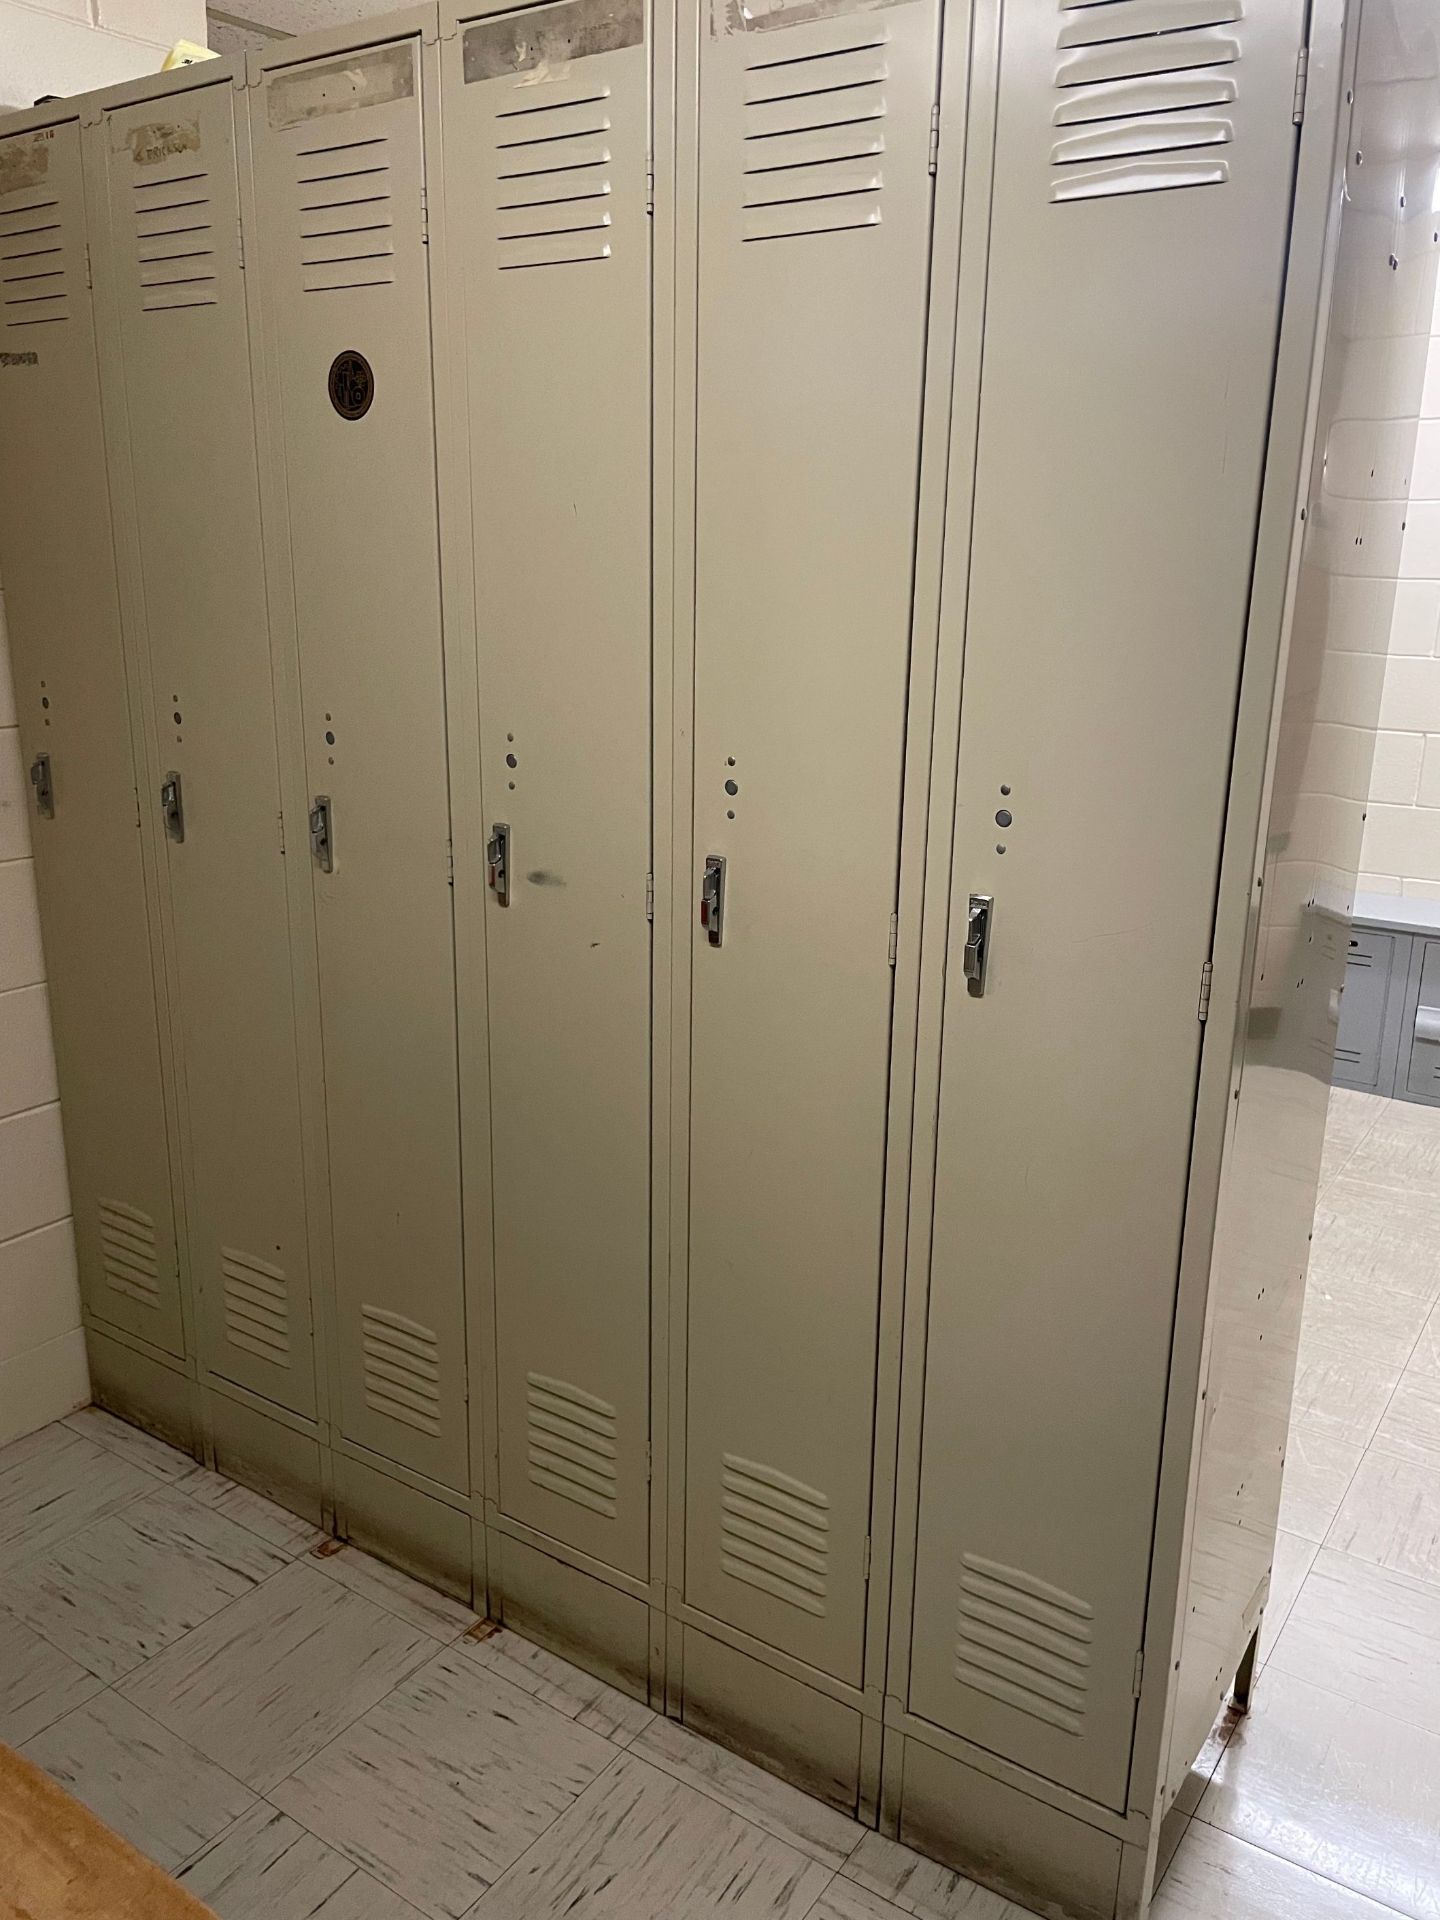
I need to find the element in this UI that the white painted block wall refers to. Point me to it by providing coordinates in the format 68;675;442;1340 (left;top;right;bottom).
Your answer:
0;583;87;1446
1362;273;1440;897
1;0;206;115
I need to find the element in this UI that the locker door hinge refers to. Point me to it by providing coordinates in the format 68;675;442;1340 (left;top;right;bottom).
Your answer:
83;241;92;289
645;872;655;922
645;155;655;216
1197;959;1214;1024
645;1441;653;1484
927;102;940;176
862;1535;872;1582
446;838;454;886
276;808;285;855
420;190;429;246
237;219;245;270
887;912;898;967
1132;1650;1145;1698
1292;43;1309;124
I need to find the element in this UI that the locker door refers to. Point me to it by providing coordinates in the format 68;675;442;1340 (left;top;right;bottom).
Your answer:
444;2;652;1579
684;0;943;1686
0;121;183;1357
98;87;316;1419
907;0;1306;1812
252;40;467;1491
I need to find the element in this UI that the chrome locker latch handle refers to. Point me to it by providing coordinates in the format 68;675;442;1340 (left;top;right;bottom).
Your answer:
487;821;510;906
700;855;725;948
30;752;54;819
963;893;991;997
309;794;333;873
160;770;185;844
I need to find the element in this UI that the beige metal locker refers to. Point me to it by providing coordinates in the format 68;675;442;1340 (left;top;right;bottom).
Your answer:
0;116;185;1360
682;0;944;1686
249;30;468;1493
903;0;1308;1813
93;78;318;1423
442;0;653;1580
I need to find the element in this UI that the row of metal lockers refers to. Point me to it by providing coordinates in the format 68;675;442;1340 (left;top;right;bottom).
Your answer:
0;0;1318;1908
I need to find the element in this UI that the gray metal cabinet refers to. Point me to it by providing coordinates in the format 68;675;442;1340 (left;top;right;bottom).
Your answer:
1333;895;1440;1106
249;32;468;1495
1402;935;1440;1105
91;80;318;1423
1334;927;1401;1092
441;0;654;1584
0;116;185;1363
682;0;945;1690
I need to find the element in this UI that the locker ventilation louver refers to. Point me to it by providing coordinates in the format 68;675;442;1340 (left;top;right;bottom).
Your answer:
133;169;218;312
221;1249;291;1369
0;192;70;329
361;1304;441;1435
720;1454;829;1616
98;1200;161;1312
296;135;395;294
525;1372;618;1517
953;1553;1093;1736
1050;0;1241;203
740;35;889;243
492;88;617;272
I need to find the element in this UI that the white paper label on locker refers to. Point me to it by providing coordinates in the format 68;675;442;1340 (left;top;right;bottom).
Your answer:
268;44;416;129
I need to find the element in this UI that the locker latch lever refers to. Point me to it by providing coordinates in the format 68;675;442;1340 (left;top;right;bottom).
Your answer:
309;794;333;873
160;771;185;845
487;821;511;906
29;753;54;820
700;855;725;948
963;893;991;997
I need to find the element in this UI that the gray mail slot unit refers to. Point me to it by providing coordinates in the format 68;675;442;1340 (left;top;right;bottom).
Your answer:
1335;894;1440;1106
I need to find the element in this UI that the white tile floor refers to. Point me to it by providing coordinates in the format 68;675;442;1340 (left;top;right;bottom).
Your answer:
1;1086;1438;1919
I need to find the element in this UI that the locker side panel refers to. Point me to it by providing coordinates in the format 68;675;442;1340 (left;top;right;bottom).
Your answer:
684;0;942;1687
0;120;183;1358
444;3;653;1580
907;0;1307;1811
98;85;317;1420
250;41;467;1491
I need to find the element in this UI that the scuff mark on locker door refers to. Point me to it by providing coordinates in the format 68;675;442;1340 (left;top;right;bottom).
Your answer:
462;0;643;84
0;132;52;196
712;0;918;36
268;44;416;129
125;119;201;166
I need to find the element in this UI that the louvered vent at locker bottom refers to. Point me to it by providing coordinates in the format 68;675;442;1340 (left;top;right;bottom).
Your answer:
720;1453;830;1616
954;1552;1093;1736
526;1372;618;1517
1050;0;1242;204
221;1248;291;1369
361;1304;441;1434
493;88;619;271
133;166;218;312
740;34;890;244
296;136;395;294
98;1199;162;1312
0;190;70;329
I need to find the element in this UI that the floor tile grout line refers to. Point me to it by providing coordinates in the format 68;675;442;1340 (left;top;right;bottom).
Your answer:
1195;1800;1427;1920
453;1748;631;1919
306;1543;478;1645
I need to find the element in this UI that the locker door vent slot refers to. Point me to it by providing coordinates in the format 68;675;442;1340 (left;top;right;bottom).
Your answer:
220;1248;292;1368
493;87;617;271
525;1372;619;1517
361;1304;442;1435
741;37;889;243
953;1552;1094;1737
1050;0;1240;202
133;168;218;312
296;136;395;293
98;1199;162;1311
0;192;70;329
720;1454;830;1616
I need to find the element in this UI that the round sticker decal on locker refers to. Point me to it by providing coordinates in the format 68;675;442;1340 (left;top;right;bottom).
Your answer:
328;350;373;421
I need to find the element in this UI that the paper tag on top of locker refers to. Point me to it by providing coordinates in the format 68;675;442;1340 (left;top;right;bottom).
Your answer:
463;0;643;84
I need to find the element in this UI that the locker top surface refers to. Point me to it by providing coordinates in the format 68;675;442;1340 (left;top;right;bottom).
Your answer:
1352;891;1440;936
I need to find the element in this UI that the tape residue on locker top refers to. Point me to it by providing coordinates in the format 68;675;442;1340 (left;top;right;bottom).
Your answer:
0;132;52;196
124;120;201;166
712;0;918;36
462;0;642;85
267;43;416;130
